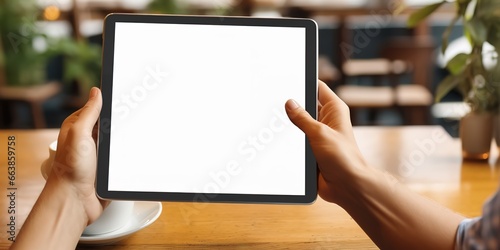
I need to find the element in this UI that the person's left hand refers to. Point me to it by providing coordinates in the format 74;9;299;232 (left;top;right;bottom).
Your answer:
48;87;107;225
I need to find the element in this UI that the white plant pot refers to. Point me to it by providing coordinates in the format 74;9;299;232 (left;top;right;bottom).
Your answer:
460;112;493;160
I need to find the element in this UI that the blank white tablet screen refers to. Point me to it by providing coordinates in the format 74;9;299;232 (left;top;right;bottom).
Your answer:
108;22;306;195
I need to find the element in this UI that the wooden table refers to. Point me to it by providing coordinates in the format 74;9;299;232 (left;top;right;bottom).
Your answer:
0;126;498;249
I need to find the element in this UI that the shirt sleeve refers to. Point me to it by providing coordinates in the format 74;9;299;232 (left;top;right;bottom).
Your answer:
455;188;500;250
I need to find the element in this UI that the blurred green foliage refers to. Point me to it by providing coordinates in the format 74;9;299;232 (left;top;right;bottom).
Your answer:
147;0;185;14
146;0;235;15
45;38;102;91
0;0;102;89
0;0;46;86
410;0;500;112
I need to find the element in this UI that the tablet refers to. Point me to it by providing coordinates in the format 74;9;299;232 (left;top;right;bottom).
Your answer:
97;14;317;203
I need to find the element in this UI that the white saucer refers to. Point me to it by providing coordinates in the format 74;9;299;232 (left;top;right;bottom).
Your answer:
79;202;162;245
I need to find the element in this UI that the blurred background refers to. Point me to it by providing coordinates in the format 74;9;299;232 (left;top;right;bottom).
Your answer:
0;0;465;134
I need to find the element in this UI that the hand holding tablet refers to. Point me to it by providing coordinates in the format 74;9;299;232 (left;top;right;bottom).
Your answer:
96;14;318;203
14;15;467;249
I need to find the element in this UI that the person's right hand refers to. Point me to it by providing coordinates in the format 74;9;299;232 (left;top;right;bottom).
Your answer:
49;87;106;224
286;81;466;250
285;80;369;205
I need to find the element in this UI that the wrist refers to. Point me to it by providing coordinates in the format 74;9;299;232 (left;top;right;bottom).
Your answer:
334;166;389;209
13;174;90;249
45;174;90;227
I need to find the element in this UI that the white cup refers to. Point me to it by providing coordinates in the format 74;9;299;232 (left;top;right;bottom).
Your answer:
40;141;58;180
82;200;134;235
41;140;134;235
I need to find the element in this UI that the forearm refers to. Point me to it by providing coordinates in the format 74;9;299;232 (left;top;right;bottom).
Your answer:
339;168;464;250
11;178;88;250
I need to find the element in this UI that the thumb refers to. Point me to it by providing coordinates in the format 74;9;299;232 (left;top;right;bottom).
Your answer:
75;87;103;132
285;99;321;136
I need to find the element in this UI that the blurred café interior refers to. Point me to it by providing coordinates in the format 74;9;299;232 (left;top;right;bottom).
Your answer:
0;0;466;135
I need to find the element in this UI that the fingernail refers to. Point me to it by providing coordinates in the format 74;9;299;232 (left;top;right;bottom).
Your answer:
89;87;98;99
286;99;300;111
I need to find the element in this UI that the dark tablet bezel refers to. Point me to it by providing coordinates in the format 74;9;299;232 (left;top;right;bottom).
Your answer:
97;13;318;204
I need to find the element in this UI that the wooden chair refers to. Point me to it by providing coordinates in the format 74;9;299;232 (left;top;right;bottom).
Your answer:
381;36;435;125
0;40;61;128
0;82;61;128
336;36;435;125
336;58;401;125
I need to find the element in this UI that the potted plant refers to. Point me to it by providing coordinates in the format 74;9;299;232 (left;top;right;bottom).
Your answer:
409;0;500;160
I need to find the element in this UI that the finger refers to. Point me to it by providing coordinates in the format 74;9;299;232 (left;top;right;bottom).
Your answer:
318;80;343;106
74;87;103;133
57;108;84;146
92;123;99;144
285;99;323;137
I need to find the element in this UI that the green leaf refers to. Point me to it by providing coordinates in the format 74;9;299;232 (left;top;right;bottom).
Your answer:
407;1;445;28
465;18;488;45
435;74;463;103
446;53;469;75
441;15;461;54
